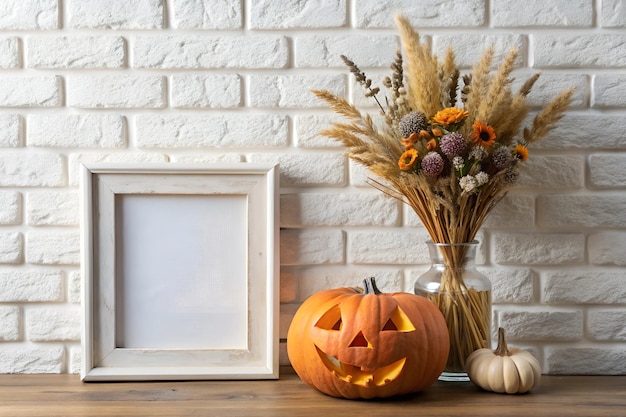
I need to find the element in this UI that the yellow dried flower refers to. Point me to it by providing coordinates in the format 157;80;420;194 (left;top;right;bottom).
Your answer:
514;144;529;161
401;132;419;150
398;148;419;170
433;107;470;126
419;129;432;139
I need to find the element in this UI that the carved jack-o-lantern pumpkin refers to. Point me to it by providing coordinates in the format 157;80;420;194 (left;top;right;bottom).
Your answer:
287;277;449;399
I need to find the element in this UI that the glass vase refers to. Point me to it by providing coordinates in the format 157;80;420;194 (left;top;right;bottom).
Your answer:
414;241;491;382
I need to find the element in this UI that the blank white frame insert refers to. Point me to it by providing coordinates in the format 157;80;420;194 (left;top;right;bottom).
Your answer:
115;194;248;350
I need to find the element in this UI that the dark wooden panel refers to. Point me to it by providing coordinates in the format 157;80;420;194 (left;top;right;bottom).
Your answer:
0;368;624;417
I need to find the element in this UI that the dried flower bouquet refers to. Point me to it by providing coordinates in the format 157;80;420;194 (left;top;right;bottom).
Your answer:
313;15;574;372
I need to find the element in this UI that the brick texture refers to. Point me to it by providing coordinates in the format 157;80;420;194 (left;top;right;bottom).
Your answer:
543;271;626;304
601;0;626;27
25;308;81;342
355;0;485;28
135;114;289;148
249;75;345;108
0;346;64;373
0;232;22;263
28;114;126;148
250;0;346;29
588;154;626;187
295;35;397;68
0;307;20;341
492;0;592;27
0;76;61;107
171;74;242;108
0;152;64;187
0;271;64;302
499;310;583;341
26;36;125;69
249;152;346;186
280;193;401;227
280;229;345;265
588;232;626;265
132;35;288;69
0;192;21;225
535;35;626;67
25;231;80;265
67;0;163;29
0;0;625;376
170;0;242;29
0;0;58;30
0;37;19;69
26;191;79;226
67;75;165;108
494;233;585;265
0;114;21;147
547;347;626;375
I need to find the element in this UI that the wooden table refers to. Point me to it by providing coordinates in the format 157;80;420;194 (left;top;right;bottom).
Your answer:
0;368;624;417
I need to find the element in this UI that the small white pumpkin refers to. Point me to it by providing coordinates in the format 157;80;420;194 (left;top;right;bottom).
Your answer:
466;327;541;394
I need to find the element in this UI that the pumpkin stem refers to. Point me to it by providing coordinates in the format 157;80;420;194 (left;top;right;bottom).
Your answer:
494;327;512;356
362;277;382;295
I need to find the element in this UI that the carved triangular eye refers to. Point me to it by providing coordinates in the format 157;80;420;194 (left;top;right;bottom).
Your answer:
315;304;342;331
382;318;398;331
382;307;416;332
331;318;342;330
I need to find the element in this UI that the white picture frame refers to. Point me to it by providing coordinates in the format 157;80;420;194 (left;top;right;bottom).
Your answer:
80;163;279;381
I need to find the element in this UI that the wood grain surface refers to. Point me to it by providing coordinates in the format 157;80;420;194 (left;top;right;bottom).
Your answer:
0;368;624;417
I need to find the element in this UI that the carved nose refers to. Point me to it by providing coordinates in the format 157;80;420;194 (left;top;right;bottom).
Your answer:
349;331;372;348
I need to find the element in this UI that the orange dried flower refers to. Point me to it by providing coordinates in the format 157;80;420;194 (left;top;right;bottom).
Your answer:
514;144;529;161
398;148;419;170
471;120;496;148
432;107;469;126
400;132;419;150
419;129;432;140
427;138;437;151
431;127;443;137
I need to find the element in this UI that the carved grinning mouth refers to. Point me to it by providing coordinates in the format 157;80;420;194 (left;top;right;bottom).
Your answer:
315;345;406;387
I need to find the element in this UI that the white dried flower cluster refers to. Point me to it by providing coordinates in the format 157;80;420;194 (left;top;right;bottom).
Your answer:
475;171;489;186
459;172;489;193
469;146;488;161
452;156;464;170
459;175;477;193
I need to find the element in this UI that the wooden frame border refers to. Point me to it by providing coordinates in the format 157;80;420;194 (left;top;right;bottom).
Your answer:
80;163;279;381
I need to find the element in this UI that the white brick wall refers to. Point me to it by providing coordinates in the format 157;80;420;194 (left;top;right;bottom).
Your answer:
0;76;62;107
0;0;624;375
27;36;126;69
67;0;164;30
0;0;58;30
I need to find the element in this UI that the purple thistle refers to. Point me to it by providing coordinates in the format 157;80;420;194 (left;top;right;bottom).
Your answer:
421;152;445;176
440;132;467;158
